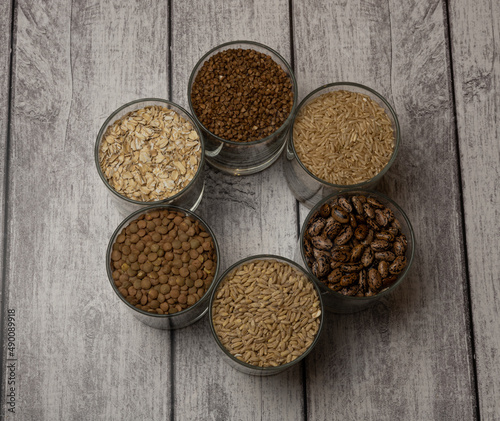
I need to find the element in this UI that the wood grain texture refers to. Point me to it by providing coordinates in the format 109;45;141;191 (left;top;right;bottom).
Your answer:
2;0;496;419
0;0;12;317
4;0;172;419
293;0;476;419
449;0;500;418
171;1;303;420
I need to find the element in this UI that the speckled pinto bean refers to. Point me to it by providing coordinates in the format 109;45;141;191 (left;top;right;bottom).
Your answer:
111;209;217;315
303;194;408;296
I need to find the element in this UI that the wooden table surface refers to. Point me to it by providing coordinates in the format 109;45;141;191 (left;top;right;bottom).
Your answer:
1;1;499;420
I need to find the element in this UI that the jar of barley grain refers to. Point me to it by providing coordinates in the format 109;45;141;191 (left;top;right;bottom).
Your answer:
209;255;324;375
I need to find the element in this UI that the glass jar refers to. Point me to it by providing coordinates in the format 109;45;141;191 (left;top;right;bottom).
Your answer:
95;98;206;217
208;254;324;375
283;82;401;208
296;190;414;314
106;204;220;329
188;41;298;176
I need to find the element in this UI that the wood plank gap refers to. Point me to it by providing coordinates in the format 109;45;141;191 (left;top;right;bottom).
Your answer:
288;0;296;72
301;361;308;421
168;2;175;419
170;329;175;421
289;0;301;242
0;0;16;411
289;4;307;420
443;1;480;418
295;200;301;240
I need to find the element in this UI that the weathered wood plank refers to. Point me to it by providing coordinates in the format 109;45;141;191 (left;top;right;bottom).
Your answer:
0;2;11;183
293;0;476;419
0;0;12;411
2;0;492;418
0;1;12;294
171;1;303;420
449;0;500;418
4;1;172;419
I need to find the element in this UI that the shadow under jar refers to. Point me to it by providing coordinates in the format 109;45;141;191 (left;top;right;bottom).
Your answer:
209;255;324;376
188;41;298;176
95;98;206;217
106;204;220;329
297;190;414;314
283;82;400;208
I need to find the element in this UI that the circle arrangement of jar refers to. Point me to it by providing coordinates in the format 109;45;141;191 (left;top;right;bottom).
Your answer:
109;208;217;315
293;89;395;186
303;193;409;297
210;257;322;370
98;66;411;367
98;104;202;202
190;48;294;142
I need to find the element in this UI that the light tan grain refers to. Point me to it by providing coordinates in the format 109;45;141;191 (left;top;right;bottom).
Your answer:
293;90;395;185
212;259;321;368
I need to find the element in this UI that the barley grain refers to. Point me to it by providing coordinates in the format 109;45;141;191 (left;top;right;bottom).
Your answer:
212;259;321;368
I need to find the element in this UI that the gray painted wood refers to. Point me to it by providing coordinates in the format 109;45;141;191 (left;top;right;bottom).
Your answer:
171;1;303;420
0;0;496;419
0;1;12;412
4;1;172;419
449;0;500;419
293;1;476;419
0;1;12;308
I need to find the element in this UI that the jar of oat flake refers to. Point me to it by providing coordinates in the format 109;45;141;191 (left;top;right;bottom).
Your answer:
95;98;205;216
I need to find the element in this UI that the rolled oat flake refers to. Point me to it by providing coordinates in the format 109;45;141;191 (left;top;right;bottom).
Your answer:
99;105;201;202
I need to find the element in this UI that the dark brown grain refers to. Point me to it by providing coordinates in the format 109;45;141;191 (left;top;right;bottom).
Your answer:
191;48;294;142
